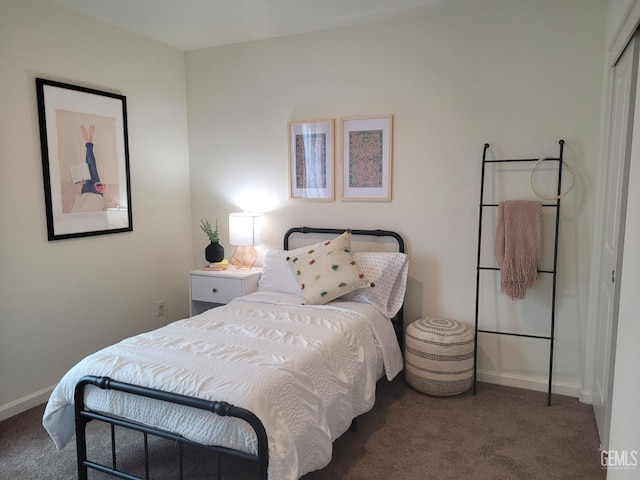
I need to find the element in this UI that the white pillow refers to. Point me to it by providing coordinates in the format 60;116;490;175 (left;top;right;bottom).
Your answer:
341;251;408;318
257;249;302;295
286;231;371;305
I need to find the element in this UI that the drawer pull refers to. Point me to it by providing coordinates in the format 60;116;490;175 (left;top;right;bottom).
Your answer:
212;288;218;294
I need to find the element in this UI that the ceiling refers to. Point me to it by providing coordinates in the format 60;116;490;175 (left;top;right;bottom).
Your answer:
51;0;450;51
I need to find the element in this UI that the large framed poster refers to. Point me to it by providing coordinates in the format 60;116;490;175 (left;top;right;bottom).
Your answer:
36;78;132;240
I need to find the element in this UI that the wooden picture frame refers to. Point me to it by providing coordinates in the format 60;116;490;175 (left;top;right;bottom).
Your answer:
36;78;132;240
341;114;393;201
288;119;334;201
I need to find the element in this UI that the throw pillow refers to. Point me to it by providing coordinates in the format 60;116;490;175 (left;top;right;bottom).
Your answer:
286;230;371;305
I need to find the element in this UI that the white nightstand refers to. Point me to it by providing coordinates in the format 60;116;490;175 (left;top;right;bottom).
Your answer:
189;267;262;316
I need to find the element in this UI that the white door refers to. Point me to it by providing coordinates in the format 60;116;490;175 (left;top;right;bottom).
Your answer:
607;73;640;479
592;33;638;450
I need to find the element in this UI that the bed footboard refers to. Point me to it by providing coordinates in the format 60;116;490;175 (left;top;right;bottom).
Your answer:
74;375;268;480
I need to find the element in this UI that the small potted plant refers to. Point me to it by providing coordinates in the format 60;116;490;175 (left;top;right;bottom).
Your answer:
200;218;224;263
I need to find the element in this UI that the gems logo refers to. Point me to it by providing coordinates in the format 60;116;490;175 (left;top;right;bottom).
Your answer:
601;450;638;469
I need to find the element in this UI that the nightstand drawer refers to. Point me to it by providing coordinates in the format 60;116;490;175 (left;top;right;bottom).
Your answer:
190;275;242;304
189;267;262;316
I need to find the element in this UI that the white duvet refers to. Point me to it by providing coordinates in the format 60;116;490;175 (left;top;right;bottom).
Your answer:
43;291;403;479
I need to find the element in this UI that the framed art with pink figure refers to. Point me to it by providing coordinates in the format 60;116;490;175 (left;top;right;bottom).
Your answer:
341;114;393;201
36;78;132;240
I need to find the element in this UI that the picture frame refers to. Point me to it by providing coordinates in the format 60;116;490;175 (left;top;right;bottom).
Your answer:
288;119;334;201
36;78;132;240
341;114;393;201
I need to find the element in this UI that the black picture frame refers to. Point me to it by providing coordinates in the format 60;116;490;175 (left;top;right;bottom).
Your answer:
36;78;133;240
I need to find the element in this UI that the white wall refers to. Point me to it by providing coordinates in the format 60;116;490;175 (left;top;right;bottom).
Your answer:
186;0;606;397
0;1;193;419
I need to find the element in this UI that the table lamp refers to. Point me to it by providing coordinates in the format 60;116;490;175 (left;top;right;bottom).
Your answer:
229;212;262;269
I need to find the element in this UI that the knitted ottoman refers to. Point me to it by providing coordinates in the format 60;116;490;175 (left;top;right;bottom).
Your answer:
405;317;475;396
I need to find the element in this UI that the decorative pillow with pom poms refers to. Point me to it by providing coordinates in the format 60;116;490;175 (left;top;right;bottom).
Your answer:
286;230;372;305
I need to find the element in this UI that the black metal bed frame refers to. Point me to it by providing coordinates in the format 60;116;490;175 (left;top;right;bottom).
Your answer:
74;227;406;480
75;376;269;480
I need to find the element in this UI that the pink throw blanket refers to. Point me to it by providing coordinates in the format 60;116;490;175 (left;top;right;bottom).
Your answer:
495;200;542;300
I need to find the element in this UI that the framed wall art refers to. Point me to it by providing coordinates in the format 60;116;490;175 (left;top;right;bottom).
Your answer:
36;78;132;240
341;114;393;201
288;119;334;201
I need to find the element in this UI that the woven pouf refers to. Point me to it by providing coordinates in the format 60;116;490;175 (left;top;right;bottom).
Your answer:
405;317;475;396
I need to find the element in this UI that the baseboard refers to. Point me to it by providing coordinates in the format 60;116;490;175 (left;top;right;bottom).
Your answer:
578;388;593;405
476;369;582;399
0;385;55;422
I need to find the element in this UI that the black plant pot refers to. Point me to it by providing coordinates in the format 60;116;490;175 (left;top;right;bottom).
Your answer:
205;242;224;263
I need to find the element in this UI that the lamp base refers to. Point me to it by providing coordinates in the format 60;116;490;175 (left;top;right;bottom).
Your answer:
230;246;258;270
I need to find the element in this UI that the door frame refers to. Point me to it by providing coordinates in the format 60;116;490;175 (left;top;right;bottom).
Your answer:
584;3;640;448
585;4;640;405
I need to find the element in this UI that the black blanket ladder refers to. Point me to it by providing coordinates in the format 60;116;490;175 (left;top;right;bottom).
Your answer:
472;140;566;406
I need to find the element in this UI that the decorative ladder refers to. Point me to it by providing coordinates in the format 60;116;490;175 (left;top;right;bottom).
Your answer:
472;140;565;406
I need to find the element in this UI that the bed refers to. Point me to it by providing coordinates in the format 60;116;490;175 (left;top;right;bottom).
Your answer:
42;227;408;480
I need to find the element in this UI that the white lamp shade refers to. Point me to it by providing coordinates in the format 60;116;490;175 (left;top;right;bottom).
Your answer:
229;213;262;246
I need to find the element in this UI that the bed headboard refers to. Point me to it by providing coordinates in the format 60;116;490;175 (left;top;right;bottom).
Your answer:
283;227;406;349
284;227;405;253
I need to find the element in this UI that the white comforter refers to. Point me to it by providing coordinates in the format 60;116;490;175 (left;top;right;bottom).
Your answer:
43;292;403;479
